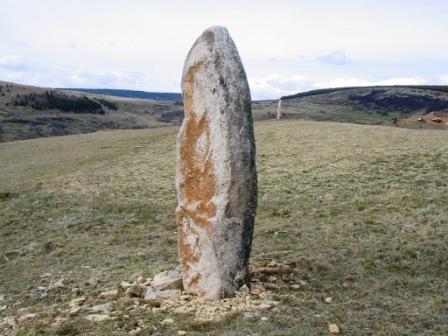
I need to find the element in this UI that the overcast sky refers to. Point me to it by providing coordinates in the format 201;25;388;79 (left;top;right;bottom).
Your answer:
1;0;448;100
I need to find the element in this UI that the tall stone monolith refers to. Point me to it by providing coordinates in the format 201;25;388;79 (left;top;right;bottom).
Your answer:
276;99;282;119
176;26;257;300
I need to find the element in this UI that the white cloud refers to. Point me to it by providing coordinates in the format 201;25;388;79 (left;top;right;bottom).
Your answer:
67;70;141;89
249;74;307;100
0;56;36;72
314;77;373;89
378;77;426;86
438;75;448;84
314;76;427;89
316;50;351;66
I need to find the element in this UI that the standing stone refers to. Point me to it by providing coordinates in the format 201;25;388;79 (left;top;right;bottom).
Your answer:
176;26;257;300
276;99;282;119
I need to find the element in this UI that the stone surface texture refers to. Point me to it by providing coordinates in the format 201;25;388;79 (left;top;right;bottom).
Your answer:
176;26;257;299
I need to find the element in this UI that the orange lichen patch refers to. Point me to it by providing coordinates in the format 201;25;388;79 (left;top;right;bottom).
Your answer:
177;216;200;273
177;60;217;284
187;273;202;293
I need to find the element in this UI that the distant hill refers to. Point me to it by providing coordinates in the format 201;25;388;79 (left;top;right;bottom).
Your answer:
280;85;448;100
0;81;184;143
2;81;447;143
63;88;182;101
251;85;448;128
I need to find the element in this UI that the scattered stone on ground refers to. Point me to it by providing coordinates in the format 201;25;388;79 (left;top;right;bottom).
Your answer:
2;260;302;334
17;313;37;322
161;318;174;326
120;281;132;289
86;277;99;287
126;284;146;298
151;269;182;291
88;302;113;313
69;296;87;307
128;327;142;335
85;314;113;322
0;316;16;332
114;261;295;322
329;323;341;334
99;289;119;300
177;331;187;335
325;297;333;304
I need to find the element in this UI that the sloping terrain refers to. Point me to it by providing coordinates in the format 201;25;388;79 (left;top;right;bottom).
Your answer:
1;120;447;335
0;81;183;143
2;81;448;143
256;86;448;128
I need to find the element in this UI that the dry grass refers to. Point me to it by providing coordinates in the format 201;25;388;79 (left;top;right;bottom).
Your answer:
0;120;447;335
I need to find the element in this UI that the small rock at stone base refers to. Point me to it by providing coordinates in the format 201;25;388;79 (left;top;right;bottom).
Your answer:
258;302;272;310
243;312;255;319
157;289;181;300
329;323;341;334
144;287;157;301
261;316;269;322
151;270;183;291
126;284;146;298
120;281;132;289
325;297;333;304
99;289;119;300
178;331;187;336
250;286;265;296
128;327;142;335
161;318;174;326
0;305;7;311
85;314;112;322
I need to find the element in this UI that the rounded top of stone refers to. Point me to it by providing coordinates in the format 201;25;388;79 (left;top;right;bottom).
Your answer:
198;26;232;48
182;26;241;82
201;26;229;35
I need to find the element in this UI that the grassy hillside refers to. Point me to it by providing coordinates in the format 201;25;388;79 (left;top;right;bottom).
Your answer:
1;120;447;335
0;81;183;143
2;81;447;143
281;85;448;100
252;86;448;128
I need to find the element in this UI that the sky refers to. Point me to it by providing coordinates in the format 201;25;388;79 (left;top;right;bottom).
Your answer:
1;0;448;100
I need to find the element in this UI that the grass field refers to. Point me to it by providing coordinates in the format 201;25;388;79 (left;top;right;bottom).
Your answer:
1;120;448;335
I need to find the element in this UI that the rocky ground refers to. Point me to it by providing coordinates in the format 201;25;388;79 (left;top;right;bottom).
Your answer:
1;261;340;336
